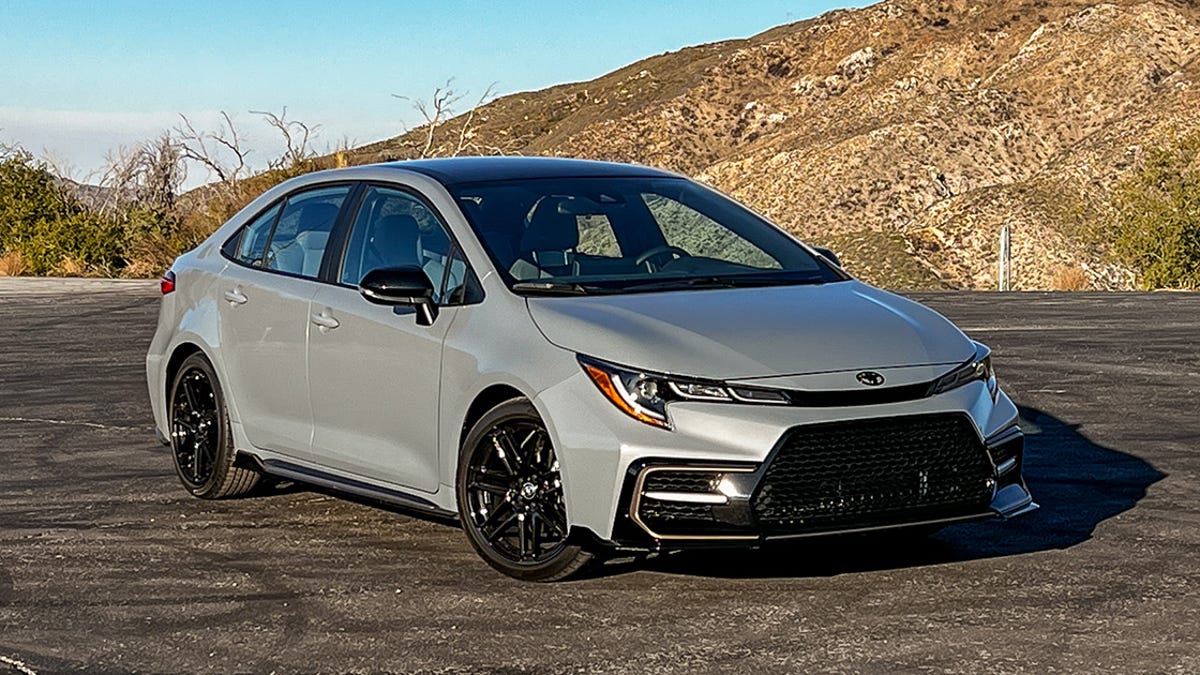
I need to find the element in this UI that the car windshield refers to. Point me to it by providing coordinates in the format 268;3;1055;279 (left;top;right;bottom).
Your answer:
448;176;844;295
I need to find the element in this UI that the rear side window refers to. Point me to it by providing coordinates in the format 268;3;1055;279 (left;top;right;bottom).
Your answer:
233;203;282;266
264;186;351;278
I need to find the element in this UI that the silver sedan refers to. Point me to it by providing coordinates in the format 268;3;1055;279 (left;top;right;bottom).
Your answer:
146;157;1036;581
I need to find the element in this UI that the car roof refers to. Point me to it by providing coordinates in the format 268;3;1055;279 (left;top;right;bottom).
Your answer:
373;156;680;185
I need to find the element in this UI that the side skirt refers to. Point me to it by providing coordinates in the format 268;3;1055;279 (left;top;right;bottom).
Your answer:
241;454;459;521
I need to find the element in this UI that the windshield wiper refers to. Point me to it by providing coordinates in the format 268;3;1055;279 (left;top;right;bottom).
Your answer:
622;274;826;293
511;281;593;296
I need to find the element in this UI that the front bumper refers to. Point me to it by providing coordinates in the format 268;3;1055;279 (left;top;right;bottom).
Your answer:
611;417;1034;547
535;371;1035;546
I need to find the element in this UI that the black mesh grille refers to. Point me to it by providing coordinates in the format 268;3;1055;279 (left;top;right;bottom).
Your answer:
643;471;720;493
751;414;994;532
989;437;1021;468
640;498;714;522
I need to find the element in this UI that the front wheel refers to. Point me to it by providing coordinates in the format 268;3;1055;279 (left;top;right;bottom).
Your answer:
456;398;592;581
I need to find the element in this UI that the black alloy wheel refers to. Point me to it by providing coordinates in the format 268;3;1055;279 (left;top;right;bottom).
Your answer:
457;398;591;581
168;352;259;499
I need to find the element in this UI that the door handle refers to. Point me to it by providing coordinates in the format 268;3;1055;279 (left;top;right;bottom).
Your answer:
310;312;340;330
223;289;248;305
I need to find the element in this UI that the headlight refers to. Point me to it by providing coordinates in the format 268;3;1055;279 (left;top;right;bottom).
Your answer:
579;356;788;429
931;342;998;399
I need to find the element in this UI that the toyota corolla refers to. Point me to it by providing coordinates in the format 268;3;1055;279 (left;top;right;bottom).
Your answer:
146;157;1036;581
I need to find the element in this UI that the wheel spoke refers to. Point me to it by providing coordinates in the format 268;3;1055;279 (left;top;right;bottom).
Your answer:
480;500;515;541
486;512;519;547
543;513;566;539
490;434;519;476
529;511;540;557
181;375;200;410
192;440;205;482
501;428;526;471
469;475;510;497
518;514;529;558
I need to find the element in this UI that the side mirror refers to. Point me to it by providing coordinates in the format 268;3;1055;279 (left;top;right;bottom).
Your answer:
813;246;842;268
359;266;439;326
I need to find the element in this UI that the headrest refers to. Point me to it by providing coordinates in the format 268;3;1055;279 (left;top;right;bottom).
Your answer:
521;198;579;252
370;214;421;263
298;202;340;232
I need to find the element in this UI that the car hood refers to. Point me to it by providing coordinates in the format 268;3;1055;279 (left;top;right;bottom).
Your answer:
526;281;975;380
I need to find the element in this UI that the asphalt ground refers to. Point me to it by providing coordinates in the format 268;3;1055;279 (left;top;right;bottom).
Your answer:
1;279;1197;674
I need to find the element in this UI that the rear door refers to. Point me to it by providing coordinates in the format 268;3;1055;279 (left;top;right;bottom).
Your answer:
307;184;471;492
217;184;352;458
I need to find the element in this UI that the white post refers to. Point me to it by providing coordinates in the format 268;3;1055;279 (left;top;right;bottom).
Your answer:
998;225;1011;291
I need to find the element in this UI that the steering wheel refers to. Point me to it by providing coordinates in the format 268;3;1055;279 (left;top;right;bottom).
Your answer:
635;245;690;272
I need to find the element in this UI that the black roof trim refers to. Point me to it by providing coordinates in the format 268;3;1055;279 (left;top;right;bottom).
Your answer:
375;156;679;185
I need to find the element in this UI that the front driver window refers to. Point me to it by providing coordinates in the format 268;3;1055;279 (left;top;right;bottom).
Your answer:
340;186;466;303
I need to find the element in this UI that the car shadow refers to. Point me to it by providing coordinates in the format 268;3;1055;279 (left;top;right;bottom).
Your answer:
587;404;1165;580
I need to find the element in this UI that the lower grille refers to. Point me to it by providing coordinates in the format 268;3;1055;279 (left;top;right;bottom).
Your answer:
643;471;719;494
640;498;714;523
751;414;994;532
630;466;755;539
989;435;1022;472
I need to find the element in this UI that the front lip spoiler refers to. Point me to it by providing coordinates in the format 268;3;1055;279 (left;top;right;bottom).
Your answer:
991;483;1039;519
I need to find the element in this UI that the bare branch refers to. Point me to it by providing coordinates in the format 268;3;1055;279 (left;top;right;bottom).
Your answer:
251;107;319;169
174;112;249;191
454;81;498;156
96;133;185;217
397;78;504;158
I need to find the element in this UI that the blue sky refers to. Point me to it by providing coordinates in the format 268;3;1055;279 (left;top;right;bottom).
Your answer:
1;1;857;183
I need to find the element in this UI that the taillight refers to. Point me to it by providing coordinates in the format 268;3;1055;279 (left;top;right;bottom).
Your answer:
160;270;176;295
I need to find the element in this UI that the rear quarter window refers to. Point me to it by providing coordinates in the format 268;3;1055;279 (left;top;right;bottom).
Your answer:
231;203;282;266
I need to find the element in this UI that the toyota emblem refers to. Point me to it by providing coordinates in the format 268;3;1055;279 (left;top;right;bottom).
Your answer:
856;371;885;387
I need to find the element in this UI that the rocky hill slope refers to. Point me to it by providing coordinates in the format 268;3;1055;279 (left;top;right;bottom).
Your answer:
350;0;1200;290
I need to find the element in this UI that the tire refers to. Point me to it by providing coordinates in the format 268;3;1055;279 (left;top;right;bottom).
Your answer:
456;397;592;582
167;352;259;499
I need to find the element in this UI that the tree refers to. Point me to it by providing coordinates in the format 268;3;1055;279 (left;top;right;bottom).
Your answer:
98;133;185;218
251;107;319;170
1112;134;1200;289
394;79;500;158
175;111;250;197
0;144;125;275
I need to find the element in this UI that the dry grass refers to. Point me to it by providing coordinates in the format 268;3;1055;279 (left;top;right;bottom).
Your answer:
53;257;91;277
1050;264;1092;291
0;250;29;276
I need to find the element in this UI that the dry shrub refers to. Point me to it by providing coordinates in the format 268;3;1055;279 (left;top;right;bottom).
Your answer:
1050;264;1091;290
54;257;90;277
0;250;29;276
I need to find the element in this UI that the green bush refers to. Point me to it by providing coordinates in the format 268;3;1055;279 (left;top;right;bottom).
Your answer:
0;149;127;274
1112;134;1200;289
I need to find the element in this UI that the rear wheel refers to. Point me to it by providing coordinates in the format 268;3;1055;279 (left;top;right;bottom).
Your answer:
168;352;259;499
456;398;591;581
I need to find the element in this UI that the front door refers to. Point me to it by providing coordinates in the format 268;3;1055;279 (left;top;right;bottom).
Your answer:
307;185;460;492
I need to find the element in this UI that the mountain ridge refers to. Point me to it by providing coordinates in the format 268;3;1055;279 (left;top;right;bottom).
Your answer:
346;0;1200;290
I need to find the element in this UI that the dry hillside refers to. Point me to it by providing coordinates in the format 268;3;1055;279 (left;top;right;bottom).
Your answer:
350;0;1200;290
